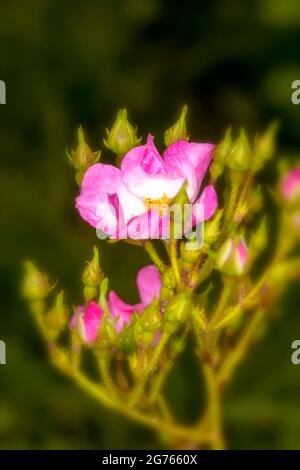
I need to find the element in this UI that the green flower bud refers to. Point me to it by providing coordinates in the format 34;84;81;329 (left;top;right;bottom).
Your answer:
204;209;223;246
164;105;189;147
249;216;268;254
210;127;232;179
216;236;249;277
98;319;118;349
227;128;251;172
22;261;52;300
67;127;100;184
163;292;191;331
210;161;224;180
45;290;68;339
104;109;141;155
140;300;161;333
253;121;278;172
82;247;103;301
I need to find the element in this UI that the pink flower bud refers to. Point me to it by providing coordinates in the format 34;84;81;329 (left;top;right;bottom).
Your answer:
280;167;300;202
70;301;103;344
216;236;249;276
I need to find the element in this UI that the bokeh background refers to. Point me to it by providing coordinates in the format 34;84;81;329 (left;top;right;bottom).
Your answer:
1;0;300;449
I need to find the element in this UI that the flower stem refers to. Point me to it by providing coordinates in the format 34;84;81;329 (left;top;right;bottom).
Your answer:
129;332;170;407
144;242;165;274
169;239;181;288
202;363;225;450
217;308;263;387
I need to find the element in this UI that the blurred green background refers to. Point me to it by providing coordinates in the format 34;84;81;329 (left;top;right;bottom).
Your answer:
1;0;300;449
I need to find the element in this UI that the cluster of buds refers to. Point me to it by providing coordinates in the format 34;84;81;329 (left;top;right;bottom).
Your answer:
210;122;278;179
22;108;300;450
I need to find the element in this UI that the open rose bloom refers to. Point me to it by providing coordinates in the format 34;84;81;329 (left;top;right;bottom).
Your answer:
76;135;217;239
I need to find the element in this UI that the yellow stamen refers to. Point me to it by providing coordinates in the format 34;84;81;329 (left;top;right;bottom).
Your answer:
143;193;171;216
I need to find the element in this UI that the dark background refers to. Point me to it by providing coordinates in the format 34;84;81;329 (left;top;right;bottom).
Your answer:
1;0;300;449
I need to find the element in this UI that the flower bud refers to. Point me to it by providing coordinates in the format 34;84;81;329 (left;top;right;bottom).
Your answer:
45;290;68;339
163;292;191;332
104;108;141;155
203;209;223;247
227;128;251;172
140;300;161;333
82;247;103;301
70;301;103;344
210;127;232;179
98;318;118;349
249;217;268;254
67;127;100;185
280;167;300;203
164;105;189;147
253;121;278;172
216;236;249;276
22;261;52;300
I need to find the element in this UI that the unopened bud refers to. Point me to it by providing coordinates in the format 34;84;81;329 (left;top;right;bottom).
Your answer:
210;127;232;179
22;261;52;300
227;128;251;172
253;121;278;172
67;127;100;184
280;167;300;203
140;300;161;333
163;293;191;332
216;236;249;276
164;105;189;147
204;209;223;246
45;290;68;339
250;217;268;254
104;109;141;155
82;247;103;301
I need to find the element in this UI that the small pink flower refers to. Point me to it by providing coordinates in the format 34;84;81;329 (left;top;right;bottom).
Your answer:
76;135;217;239
280;167;300;202
108;264;162;333
70;301;103;344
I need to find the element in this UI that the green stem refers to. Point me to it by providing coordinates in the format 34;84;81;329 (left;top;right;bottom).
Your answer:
217;309;263;387
129;332;170;407
169;239;181;288
144;242;165;274
202;364;225;450
97;353;119;400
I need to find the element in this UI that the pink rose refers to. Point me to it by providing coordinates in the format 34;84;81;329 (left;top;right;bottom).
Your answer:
76;135;217;239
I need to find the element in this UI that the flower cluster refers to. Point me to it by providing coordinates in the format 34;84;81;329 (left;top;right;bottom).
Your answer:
22;107;300;450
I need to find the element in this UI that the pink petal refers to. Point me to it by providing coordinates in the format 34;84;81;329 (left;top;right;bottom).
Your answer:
108;291;138;333
164;141;215;201
192;184;218;225
121;134;184;199
137;265;162;306
76;163;145;237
